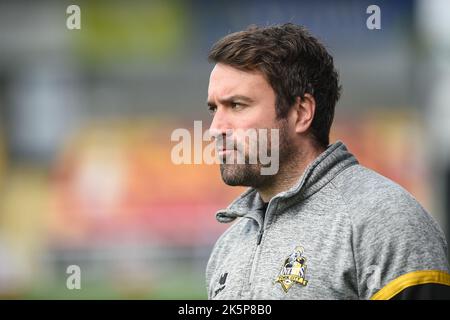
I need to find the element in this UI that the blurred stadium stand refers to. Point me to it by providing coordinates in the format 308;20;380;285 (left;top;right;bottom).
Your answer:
0;0;448;298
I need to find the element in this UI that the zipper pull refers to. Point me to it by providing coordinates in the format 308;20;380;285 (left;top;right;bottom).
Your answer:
256;229;264;245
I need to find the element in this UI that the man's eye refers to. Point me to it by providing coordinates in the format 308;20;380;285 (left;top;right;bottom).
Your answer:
231;102;242;109
208;106;217;115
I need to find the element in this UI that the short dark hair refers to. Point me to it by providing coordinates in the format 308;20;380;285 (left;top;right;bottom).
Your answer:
208;23;341;148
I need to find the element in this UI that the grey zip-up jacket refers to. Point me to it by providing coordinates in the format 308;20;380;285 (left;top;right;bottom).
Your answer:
206;141;450;299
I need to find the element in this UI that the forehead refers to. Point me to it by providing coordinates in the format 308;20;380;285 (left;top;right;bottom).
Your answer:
208;63;272;98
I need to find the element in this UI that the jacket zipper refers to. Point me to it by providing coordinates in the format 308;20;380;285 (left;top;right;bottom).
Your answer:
248;199;276;293
248;228;264;287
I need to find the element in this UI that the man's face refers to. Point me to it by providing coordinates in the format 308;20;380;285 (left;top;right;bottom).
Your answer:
207;63;295;188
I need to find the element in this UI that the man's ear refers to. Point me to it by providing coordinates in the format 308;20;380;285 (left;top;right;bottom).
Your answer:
292;94;316;134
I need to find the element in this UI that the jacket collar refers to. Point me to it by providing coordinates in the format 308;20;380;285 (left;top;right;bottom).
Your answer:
216;141;358;223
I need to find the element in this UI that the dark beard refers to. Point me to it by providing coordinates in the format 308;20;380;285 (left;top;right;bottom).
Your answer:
220;162;265;187
219;121;294;188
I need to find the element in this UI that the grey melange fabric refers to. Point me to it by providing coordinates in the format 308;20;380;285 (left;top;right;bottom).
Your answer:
206;141;450;299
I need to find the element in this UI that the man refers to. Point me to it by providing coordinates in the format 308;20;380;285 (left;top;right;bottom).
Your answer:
205;23;450;299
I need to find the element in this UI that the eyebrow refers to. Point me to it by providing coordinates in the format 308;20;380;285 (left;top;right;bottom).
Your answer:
207;95;254;107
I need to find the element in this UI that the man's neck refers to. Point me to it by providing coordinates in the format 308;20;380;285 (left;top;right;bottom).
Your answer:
257;145;324;203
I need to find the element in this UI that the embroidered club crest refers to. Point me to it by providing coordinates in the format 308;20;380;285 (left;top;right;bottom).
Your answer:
275;246;308;292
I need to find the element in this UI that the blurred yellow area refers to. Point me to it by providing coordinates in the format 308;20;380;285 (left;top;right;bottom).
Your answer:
75;0;190;63
0;166;52;297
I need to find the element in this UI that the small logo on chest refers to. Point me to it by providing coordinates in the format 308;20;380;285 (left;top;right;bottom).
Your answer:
275;246;308;292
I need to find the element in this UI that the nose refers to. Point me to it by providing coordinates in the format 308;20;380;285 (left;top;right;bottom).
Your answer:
208;108;231;139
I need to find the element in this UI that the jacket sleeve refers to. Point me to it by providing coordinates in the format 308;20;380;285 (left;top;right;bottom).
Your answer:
351;189;450;300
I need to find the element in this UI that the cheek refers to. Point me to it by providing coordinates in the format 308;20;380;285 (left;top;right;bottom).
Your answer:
240;106;277;130
231;105;278;151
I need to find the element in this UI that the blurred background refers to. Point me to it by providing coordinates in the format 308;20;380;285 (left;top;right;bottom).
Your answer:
0;0;449;299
